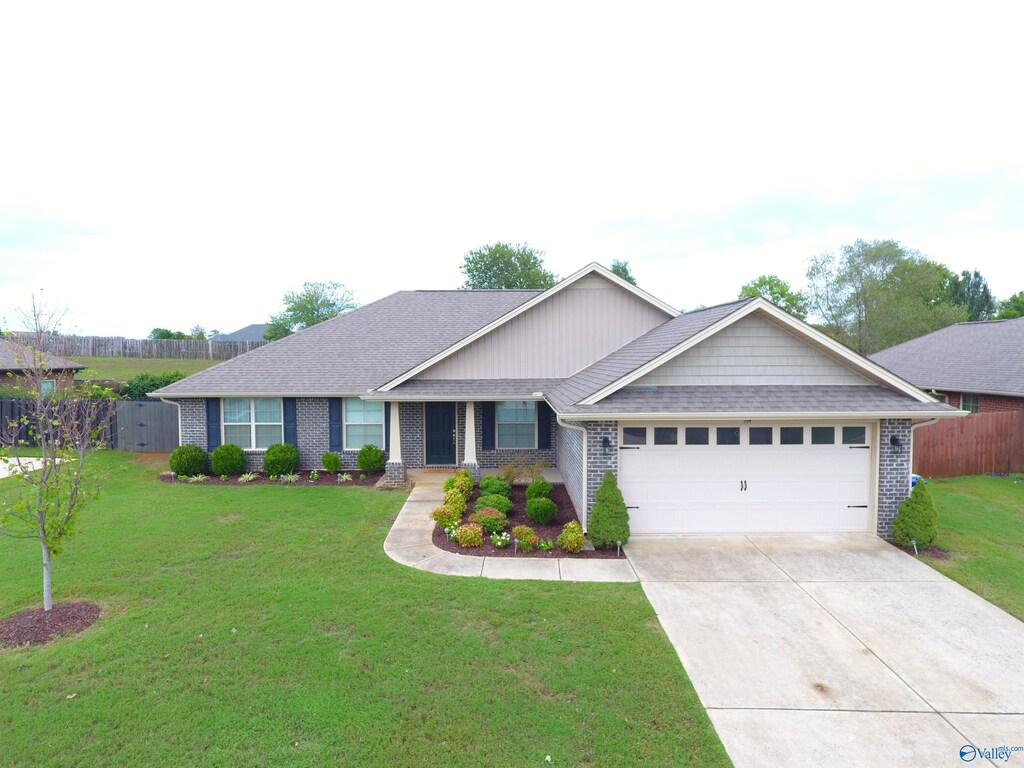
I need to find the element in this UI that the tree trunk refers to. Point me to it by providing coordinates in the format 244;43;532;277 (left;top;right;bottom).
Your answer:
42;539;53;611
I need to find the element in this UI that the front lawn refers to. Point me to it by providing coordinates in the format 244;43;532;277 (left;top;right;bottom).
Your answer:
0;452;729;767
923;474;1024;620
70;356;220;382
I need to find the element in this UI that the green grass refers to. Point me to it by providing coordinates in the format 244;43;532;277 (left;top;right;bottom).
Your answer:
0;452;729;767
70;356;220;382
923;474;1024;620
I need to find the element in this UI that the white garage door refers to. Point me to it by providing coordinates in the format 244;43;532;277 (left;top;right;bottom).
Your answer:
617;424;873;534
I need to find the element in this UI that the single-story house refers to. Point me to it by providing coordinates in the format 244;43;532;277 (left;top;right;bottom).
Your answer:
209;324;270;343
153;264;962;538
0;339;85;394
871;317;1024;413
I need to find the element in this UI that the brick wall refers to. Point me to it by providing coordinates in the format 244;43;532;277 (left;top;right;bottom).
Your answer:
877;418;912;538
584;420;618;530
556;421;585;524
177;398;207;449
938;391;1024;413
469;402;558;471
398;402;424;469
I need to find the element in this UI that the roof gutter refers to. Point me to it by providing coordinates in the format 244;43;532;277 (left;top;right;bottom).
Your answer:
559;409;966;421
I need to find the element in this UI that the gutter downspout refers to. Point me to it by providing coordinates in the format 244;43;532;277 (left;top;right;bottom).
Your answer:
555;413;589;532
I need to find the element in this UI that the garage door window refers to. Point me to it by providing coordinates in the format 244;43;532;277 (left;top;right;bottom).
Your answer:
622;427;647;446
749;427;773;445
842;426;867;445
780;427;804;445
716;427;740;445
654;427;677;445
811;426;835;444
685;427;709;445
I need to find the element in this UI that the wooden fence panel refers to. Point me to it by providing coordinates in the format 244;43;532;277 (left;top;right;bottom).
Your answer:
913;412;1024;477
0;397;118;448
113;400;180;453
7;333;266;360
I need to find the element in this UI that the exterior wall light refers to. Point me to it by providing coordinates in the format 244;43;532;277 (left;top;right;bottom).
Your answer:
602;436;612;455
890;435;903;454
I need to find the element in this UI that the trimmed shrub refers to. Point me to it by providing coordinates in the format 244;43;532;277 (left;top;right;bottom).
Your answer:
511;525;540;553
455;523;484;548
122;370;187;399
469;507;509;533
475;494;513;515
357;444;386;473
588;471;630;548
322;451;342;474
210;443;246;476
263;443;300;476
556;520;586;553
432;504;462;529
526;497;558;525
169;444;208;476
892;481;938;548
443;469;474;494
526;477;553;500
479;474;511;498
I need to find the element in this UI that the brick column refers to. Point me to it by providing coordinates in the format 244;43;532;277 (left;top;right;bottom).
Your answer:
877;418;912;538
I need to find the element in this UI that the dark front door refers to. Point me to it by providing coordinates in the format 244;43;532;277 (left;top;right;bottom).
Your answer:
425;402;456;465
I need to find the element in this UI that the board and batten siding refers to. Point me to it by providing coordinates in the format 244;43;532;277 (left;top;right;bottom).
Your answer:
417;274;670;380
635;313;872;387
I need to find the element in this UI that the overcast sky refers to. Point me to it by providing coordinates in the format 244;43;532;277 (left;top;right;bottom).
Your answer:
2;1;1022;337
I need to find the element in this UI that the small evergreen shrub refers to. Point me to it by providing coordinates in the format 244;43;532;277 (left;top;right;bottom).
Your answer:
479;474;511;497
588;471;630;548
122;370;188;399
263;443;300;476
526;497;558;525
455;522;484;548
892;481;938;548
432;504;462;529
469;507;509;533
169;444;208;476
357;444;386;473
475;494;513;515
322;451;341;474
526;477;553;500
512;525;540;553
556;520;586;553
210;443;246;476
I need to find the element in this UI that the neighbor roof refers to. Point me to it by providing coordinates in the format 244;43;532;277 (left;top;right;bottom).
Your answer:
0;340;85;373
210;324;269;342
871;317;1024;397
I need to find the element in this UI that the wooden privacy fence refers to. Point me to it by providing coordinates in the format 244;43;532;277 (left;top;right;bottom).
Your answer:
913;411;1024;477
6;333;266;360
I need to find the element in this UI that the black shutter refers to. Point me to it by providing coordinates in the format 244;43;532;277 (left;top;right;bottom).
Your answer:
482;401;496;451
283;398;298;446
206;399;221;450
537;401;552;450
384;402;391;452
328;398;342;451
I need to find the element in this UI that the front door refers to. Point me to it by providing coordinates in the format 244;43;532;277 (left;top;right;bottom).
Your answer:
425;402;456;465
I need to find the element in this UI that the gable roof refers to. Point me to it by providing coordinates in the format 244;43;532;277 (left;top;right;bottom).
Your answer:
210;324;269;342
870;317;1024;397
0;339;85;373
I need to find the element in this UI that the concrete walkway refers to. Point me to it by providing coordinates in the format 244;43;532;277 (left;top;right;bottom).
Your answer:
383;471;637;582
628;534;1024;768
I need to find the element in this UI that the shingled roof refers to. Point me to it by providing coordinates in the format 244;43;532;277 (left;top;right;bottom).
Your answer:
870;317;1024;397
0;340;85;373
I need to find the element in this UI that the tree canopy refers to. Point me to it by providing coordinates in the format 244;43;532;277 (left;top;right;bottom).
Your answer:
738;275;808;319
460;242;557;290
996;290;1024;320
610;259;638;286
148;327;206;340
945;269;997;321
265;281;357;341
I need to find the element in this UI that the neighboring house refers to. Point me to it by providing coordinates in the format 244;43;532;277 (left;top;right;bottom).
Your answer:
209;324;270;342
153;264;960;539
0;339;85;395
871;317;1024;413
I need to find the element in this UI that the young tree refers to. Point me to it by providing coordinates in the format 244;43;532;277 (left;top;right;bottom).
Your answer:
610;259;638;286
264;281;357;340
996;290;1024;320
0;298;114;611
738;275;808;319
460;242;558;289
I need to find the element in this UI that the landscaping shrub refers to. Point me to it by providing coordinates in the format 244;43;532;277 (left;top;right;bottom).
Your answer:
892;481;938;548
122;370;188;399
475;493;513;515
263;443;300;476
497;459;548;486
443;469;474;494
210;443;246;476
479;474;511;498
322;451;341;474
357;444;386;473
469;507;509;533
431;504;462;529
588;471;630;548
169;444;208;476
526;497;557;525
455;522;484;548
526;477;553;500
511;525;540;553
556;520;586;553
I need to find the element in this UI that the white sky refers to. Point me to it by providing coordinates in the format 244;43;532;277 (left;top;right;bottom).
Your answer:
2;1;1022;336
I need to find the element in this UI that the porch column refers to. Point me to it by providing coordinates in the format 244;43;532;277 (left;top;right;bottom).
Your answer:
389;401;402;463
462;401;480;480
382;401;406;487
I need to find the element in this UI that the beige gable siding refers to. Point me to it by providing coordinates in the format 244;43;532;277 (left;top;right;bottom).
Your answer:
635;313;873;386
418;274;670;380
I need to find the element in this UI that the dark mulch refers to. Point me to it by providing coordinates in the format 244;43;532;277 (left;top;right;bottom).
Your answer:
432;483;624;559
159;470;385;487
0;601;101;649
895;543;951;560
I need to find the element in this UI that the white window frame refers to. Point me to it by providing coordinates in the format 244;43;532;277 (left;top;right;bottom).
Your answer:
496;400;537;449
41;379;57;397
962;393;980;413
221;397;283;450
343;397;385;452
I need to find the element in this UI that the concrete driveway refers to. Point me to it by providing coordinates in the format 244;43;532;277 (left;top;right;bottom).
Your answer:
628;535;1024;767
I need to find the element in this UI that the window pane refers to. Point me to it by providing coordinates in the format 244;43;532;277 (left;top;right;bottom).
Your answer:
255;424;282;449
811;426;835;445
497;400;534;424
224;424;252;449
780;427;804;445
498;423;534;448
41;379;56;396
345;398;384;425
749;427;773;445
685;427;709;445
654;427;677;445
716;427;740;445
963;394;980;413
842;426;867;445
622;427;647;446
346;424;384;451
223;398;250;423
254;398;282;423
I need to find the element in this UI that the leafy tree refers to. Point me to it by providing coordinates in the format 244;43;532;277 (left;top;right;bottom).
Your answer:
264;281;357;341
460;242;557;289
996;290;1024;320
610;259;638;286
148;328;187;340
945;269;996;321
738;275;808;319
188;324;207;340
121;370;188;399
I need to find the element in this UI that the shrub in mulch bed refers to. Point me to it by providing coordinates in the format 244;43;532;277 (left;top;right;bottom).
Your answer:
0;601;101;648
158;470;385;487
895;544;951;560
432;483;623;559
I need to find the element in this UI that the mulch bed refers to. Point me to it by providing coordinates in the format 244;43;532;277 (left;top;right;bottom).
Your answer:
0;601;101;649
431;483;623;559
159;470;385;487
896;544;951;560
